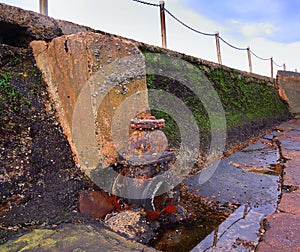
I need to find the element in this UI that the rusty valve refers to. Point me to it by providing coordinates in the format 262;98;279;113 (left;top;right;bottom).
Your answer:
120;110;174;170
113;110;178;218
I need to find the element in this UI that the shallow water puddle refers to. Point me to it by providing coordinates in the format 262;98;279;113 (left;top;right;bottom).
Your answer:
150;135;282;251
151;209;228;251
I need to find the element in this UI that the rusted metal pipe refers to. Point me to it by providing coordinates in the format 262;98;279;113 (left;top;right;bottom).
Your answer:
159;1;167;49
39;0;48;16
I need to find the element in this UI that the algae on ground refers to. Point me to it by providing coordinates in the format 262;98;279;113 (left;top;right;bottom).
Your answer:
0;224;156;252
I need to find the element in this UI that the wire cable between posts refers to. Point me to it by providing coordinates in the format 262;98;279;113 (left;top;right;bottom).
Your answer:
132;0;285;70
250;50;270;61
132;0;159;7
273;60;283;68
164;8;215;37
218;36;247;51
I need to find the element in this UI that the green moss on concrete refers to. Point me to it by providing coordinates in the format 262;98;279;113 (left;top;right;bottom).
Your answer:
0;224;156;252
0;71;31;116
141;46;290;149
206;68;289;130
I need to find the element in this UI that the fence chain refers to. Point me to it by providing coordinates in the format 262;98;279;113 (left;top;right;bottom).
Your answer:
164;8;215;37
132;0;285;70
250;50;270;61
132;0;159;7
218;36;247;51
273;60;283;68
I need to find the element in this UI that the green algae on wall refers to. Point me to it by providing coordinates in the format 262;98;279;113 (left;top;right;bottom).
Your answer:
140;46;290;149
206;68;289;128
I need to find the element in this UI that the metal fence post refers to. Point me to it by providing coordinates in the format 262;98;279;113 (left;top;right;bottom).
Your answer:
247;47;252;73
283;63;286;71
159;1;167;49
270;57;274;78
39;0;48;16
215;32;222;64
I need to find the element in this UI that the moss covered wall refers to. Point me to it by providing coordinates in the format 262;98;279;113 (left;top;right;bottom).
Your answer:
138;44;291;149
0;2;290;153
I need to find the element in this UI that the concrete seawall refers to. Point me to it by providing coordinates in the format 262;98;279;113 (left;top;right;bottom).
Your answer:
277;70;300;118
0;3;298;250
0;2;292;167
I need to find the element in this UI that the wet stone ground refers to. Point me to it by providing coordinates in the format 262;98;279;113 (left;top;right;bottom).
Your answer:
0;43;297;251
153;130;283;251
257;119;300;252
0;42;239;251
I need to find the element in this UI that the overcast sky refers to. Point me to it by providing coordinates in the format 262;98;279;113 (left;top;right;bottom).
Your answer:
2;0;299;76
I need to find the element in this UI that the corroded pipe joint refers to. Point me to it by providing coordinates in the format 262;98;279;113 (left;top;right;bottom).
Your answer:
130;118;165;130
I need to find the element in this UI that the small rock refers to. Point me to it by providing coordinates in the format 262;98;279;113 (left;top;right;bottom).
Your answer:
79;190;115;219
104;210;158;244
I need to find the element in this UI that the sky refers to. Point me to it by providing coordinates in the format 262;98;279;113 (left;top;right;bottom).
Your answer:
1;0;299;76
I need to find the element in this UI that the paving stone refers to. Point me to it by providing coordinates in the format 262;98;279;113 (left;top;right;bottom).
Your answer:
256;213;300;252
281;150;300;162
281;140;300;151
278;190;300;215
284;159;300;186
256;119;300;252
263;131;279;140
226;141;280;174
185;159;280;214
192;205;264;252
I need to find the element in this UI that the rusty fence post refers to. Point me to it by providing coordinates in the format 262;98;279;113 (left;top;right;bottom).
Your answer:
247;47;252;73
215;32;222;65
270;57;274;78
159;1;167;49
39;0;48;16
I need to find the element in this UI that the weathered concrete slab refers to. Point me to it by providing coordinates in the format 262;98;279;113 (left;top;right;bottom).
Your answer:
31;32;148;172
185;160;280;214
262;131;279;140
281;140;300;151
192;205;264;251
277;70;300;118
189;131;283;251
0;223;156;252
0;3;94;46
227;141;279;174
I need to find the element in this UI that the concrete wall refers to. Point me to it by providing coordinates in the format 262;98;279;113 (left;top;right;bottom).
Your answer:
277;70;300;118
138;45;291;150
0;3;291;170
0;3;94;46
31;33;148;173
